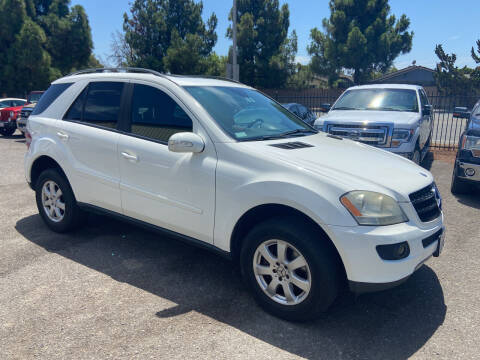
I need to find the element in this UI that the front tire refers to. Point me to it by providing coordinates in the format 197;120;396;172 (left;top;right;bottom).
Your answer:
0;127;15;136
240;216;341;321
451;166;470;194
35;169;85;233
412;146;421;165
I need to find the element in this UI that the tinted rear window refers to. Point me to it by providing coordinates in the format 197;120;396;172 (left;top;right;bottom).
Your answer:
32;83;73;115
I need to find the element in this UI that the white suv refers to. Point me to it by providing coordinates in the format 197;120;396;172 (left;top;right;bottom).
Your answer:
25;68;445;321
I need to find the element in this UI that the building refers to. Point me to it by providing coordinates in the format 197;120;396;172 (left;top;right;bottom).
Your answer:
370;65;436;86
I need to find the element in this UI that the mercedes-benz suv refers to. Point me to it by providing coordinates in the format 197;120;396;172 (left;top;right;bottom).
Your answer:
24;68;445;321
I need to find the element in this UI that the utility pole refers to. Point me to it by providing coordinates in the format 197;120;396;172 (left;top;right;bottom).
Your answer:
232;0;239;81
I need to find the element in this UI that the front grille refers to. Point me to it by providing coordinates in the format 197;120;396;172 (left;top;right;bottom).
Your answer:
20;109;32;119
325;123;391;146
409;184;441;222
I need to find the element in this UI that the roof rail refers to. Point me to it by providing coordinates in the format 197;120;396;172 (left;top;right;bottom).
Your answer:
66;67;243;86
67;67;167;78
167;74;242;85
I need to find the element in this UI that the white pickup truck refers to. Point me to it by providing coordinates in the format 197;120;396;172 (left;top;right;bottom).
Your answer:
314;84;433;164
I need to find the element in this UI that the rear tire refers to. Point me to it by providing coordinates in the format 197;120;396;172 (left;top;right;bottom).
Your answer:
35;169;85;233
240;216;341;321
0;128;15;136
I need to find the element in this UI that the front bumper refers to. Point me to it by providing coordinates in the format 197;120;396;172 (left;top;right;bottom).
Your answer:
327;214;444;291
16;117;27;132
0;120;17;130
456;160;480;182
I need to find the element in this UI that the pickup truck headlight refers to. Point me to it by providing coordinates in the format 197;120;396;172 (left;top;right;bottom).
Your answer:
391;129;414;147
461;135;480;150
340;191;408;226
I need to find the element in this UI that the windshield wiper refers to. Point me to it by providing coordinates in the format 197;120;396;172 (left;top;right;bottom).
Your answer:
368;107;403;112
276;128;318;138
238;129;317;142
332;106;360;110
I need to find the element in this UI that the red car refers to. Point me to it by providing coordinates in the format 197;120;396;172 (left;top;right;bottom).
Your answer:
0;91;44;137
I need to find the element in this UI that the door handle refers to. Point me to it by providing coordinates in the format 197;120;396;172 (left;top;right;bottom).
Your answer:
57;131;69;140
121;152;139;162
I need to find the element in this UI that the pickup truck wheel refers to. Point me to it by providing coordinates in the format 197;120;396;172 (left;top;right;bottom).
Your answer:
0;128;15;136
451;168;470;194
240;216;340;321
412;147;421;165
35;169;85;233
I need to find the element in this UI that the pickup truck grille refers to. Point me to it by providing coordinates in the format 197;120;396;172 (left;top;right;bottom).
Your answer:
409;184;441;222
324;123;392;147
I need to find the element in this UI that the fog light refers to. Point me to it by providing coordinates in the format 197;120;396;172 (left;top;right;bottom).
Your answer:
465;168;476;177
376;242;410;260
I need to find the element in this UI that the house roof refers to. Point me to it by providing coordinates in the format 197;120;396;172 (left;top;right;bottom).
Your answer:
373;65;435;82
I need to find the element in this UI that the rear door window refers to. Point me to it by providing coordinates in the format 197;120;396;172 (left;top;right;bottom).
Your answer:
64;82;124;129
83;82;124;129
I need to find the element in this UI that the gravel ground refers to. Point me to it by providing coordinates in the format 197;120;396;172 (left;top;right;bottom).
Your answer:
1;132;479;360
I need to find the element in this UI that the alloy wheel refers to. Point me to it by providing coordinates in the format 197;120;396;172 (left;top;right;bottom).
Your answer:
253;239;312;306
41;180;65;222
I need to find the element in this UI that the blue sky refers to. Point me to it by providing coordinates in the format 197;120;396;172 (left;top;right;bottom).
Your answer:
71;0;479;69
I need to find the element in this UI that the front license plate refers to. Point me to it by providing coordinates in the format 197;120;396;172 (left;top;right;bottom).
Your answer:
433;229;445;257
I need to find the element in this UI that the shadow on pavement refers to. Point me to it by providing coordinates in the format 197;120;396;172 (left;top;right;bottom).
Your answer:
0;134;23;140
454;188;480;209
16;213;446;360
421;152;434;171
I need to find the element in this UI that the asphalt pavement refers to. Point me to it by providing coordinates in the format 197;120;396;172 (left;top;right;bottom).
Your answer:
1;132;479;360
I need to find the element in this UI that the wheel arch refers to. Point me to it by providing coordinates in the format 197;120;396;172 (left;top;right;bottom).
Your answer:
230;203;347;279
30;155;68;189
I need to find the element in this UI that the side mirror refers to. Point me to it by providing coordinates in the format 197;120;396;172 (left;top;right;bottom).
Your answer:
319;103;331;113
423;104;432;116
168;132;205;153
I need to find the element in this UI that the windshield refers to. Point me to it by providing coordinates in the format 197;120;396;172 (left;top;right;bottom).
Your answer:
333;89;419;112
185;86;315;141
28;93;43;104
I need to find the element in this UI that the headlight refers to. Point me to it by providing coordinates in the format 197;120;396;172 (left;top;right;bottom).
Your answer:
391;129;414;147
340;191;408;226
461;135;480;150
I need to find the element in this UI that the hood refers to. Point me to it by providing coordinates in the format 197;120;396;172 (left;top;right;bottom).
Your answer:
316;110;420;128
1;105;23;113
237;133;433;201
22;103;36;110
0;106;23;121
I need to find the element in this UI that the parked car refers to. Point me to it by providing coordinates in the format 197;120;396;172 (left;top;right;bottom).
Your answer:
0;104;25;136
17;91;45;135
282;103;317;125
451;99;480;194
0;98;26;110
25;68;444;321
314;84;433;164
453;106;471;119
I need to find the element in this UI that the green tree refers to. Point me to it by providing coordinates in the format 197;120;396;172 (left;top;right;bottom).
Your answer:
3;18;58;95
308;0;413;84
121;0;217;73
227;0;296;88
434;44;474;95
